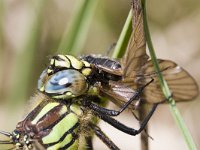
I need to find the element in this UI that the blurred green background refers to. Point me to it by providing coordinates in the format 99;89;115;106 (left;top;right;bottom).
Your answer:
0;0;200;149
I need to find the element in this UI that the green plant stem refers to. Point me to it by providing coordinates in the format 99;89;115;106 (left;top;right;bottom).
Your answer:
113;6;151;150
112;7;150;150
112;10;132;58
142;0;197;149
58;0;98;55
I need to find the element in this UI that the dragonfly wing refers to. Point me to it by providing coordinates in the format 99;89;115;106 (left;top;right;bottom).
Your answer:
122;1;149;79
138;59;199;103
100;81;138;108
100;1;148;107
94;65;123;76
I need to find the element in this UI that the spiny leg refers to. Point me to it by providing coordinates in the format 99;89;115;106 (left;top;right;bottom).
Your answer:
90;123;120;150
94;103;159;136
85;136;93;150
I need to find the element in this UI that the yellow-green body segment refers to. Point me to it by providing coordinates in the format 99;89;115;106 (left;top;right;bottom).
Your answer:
14;93;89;150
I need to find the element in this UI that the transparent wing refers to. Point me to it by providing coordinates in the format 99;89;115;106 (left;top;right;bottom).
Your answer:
100;1;147;107
101;0;198;106
100;81;137;108
122;0;149;79
121;1;198;103
137;60;199;103
99;1;146;107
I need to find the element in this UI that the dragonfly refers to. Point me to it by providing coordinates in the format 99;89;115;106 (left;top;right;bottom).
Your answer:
0;0;198;149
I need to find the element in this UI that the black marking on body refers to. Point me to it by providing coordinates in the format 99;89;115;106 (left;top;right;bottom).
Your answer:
37;104;63;124
60;132;79;150
19;100;49;125
40;107;70;131
82;55;121;70
81;55;122;84
52;56;66;61
44;122;80;148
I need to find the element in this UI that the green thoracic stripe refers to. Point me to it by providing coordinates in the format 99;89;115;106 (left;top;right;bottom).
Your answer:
42;112;79;148
60;133;79;150
46;133;74;150
22;94;49;121
46;123;79;150
38;104;68;128
70;103;83;116
31;102;60;124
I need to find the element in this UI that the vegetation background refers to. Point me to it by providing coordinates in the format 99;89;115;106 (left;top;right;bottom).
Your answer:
0;0;199;149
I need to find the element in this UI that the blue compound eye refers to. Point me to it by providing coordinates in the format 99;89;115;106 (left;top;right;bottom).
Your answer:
44;69;88;99
38;69;48;91
45;70;71;94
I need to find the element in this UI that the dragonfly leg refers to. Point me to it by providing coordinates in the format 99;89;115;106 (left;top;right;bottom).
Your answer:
93;102;159;136
85;136;93;150
90;123;120;150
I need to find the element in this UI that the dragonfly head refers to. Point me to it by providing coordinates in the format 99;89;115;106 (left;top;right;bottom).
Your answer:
38;55;92;100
